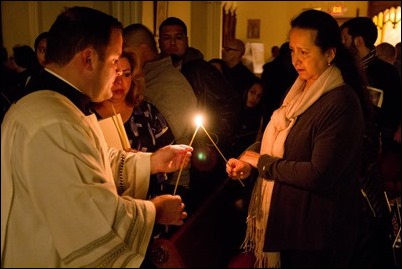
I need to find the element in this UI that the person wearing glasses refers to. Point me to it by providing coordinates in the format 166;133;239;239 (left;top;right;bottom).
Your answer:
222;38;256;98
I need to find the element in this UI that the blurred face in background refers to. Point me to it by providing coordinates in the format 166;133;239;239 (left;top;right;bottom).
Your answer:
158;25;188;61
6;55;18;71
222;39;242;67
341;27;359;57
36;38;47;67
246;82;263;108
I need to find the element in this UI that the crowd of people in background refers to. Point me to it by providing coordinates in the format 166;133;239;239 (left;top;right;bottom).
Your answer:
1;5;400;268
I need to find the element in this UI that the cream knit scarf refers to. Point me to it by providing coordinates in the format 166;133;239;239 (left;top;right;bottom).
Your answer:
241;65;344;268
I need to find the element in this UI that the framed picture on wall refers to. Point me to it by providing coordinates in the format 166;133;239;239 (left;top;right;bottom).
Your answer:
154;1;168;37
247;19;260;39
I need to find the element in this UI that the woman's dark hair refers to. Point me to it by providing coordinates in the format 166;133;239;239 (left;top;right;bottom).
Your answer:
243;76;265;110
290;9;371;119
46;6;122;65
34;32;48;52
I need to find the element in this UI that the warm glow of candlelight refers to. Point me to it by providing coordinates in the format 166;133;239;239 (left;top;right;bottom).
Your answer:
173;114;244;194
199;124;245;187
199;124;227;163
173;115;203;195
195;115;203;126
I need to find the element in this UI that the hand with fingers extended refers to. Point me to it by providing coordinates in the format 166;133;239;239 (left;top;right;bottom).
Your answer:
150;144;193;174
151;194;187;226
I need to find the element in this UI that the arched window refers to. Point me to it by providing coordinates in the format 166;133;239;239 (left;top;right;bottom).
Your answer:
372;6;401;46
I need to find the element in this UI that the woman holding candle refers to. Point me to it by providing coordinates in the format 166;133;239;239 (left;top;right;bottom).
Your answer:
226;9;372;268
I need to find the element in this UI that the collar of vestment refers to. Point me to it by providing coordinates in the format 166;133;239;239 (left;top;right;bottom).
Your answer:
25;69;92;115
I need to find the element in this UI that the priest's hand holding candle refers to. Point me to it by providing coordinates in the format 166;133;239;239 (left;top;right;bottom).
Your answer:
150;144;193;175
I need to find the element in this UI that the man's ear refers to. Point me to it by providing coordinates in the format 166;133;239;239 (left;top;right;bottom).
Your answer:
81;48;94;70
354;36;364;48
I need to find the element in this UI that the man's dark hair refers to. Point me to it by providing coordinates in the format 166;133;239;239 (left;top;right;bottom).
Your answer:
278;42;290;57
123;23;158;52
12;45;39;70
1;46;8;62
340;17;378;49
158;17;187;36
46;6;122;65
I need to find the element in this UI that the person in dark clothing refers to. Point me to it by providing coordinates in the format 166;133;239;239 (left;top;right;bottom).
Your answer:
7;45;41;103
34;31;48;67
179;47;241;150
158;17;241;152
158;17;242;212
231;76;265;158
209;58;232;82
260;42;298;128
394;42;401;78
222;38;256;98
341;17;401;156
1;47;17;121
340;16;397;268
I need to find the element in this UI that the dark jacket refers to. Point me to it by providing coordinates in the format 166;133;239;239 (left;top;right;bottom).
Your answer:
364;52;401;139
180;47;241;153
261;49;298;127
257;86;364;266
227;62;256;97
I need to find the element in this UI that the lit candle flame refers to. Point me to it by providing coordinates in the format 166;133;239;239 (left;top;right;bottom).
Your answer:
173;114;244;195
173;115;202;195
195;115;203;126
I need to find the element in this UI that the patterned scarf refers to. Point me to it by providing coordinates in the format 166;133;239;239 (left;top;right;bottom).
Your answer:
241;65;344;268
